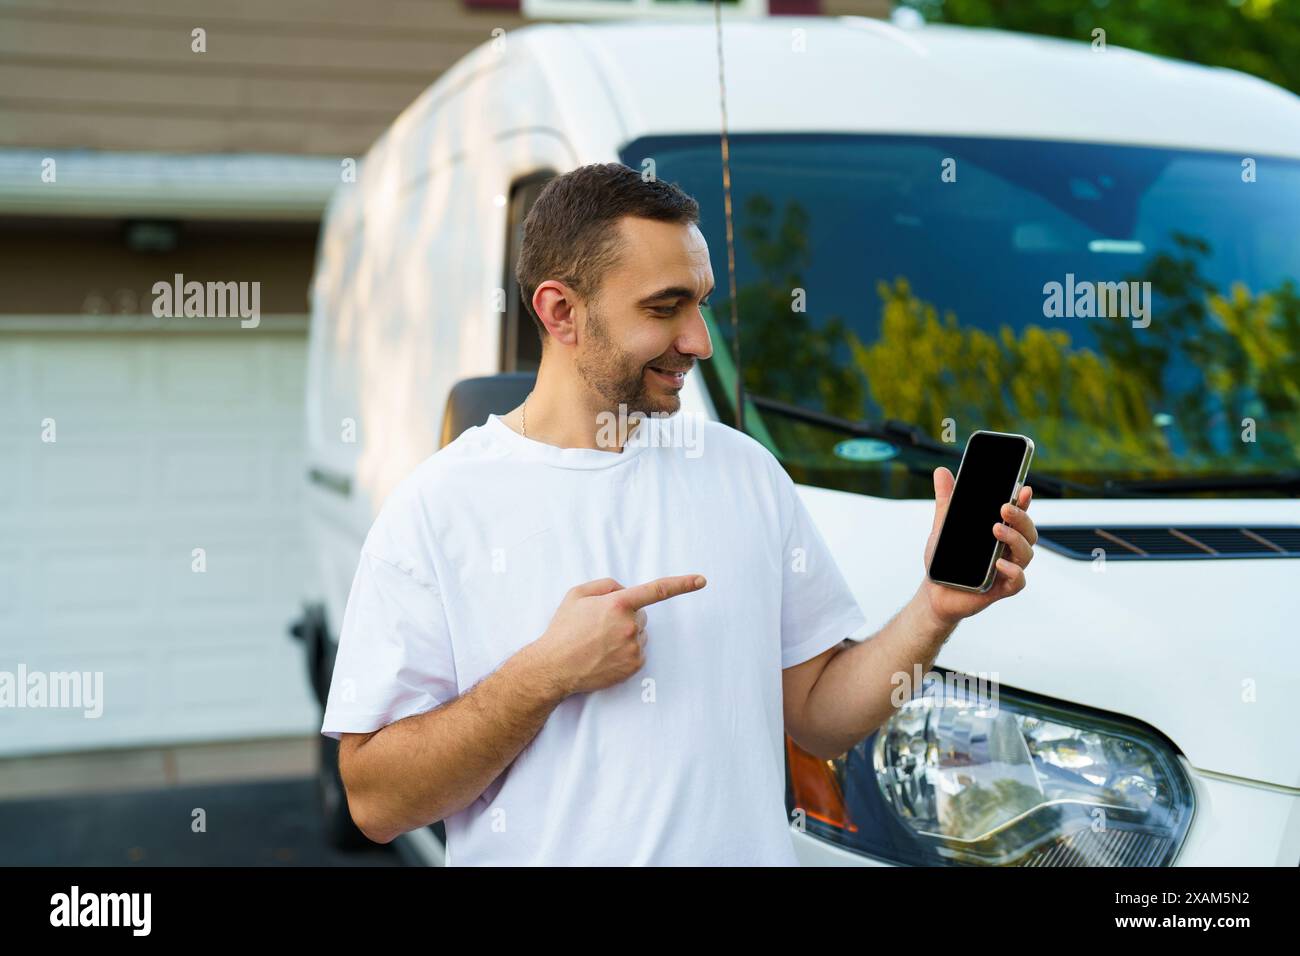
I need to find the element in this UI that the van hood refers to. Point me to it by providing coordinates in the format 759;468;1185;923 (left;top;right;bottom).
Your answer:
803;488;1300;791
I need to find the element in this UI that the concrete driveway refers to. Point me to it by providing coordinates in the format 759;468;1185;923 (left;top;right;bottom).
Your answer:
0;737;399;866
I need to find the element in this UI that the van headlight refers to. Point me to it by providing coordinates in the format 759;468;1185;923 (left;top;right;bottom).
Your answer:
788;671;1195;866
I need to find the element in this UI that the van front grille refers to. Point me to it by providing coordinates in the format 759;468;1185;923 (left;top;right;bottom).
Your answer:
1021;827;1171;867
1038;526;1300;560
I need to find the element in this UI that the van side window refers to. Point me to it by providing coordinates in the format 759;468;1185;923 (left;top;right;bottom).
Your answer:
501;172;555;373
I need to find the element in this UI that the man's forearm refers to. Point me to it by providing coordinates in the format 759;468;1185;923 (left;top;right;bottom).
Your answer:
342;640;566;843
796;587;957;758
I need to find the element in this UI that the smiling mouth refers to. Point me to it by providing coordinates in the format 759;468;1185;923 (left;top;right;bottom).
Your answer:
647;366;689;385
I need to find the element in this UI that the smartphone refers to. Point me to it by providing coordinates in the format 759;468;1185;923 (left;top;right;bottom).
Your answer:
927;430;1035;593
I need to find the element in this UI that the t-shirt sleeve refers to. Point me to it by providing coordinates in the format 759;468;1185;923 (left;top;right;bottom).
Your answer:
777;466;873;669
320;548;459;741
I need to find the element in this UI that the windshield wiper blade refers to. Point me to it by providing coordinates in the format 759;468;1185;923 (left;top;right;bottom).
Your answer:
747;392;958;456
1103;470;1300;495
744;392;1107;497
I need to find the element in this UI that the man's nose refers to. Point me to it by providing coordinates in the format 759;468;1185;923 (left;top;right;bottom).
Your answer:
678;307;714;361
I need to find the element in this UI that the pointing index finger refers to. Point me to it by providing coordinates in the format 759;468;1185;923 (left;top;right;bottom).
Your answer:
620;574;707;609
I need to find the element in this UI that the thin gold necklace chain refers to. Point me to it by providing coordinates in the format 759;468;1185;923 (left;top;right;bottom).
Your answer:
521;390;531;438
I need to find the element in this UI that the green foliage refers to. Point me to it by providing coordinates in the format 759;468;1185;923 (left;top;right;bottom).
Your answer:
711;192;1300;481
847;276;1165;472
715;193;867;420
901;0;1300;95
840;241;1300;475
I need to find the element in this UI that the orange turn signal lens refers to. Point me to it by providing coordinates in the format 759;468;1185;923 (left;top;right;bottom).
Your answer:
786;735;857;833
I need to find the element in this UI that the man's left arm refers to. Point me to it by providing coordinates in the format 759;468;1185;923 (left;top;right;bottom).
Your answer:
784;467;1037;760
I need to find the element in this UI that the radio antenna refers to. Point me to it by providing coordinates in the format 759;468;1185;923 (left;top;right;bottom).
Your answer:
713;0;743;433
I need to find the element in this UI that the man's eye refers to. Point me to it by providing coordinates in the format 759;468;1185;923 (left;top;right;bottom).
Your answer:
652;305;677;316
700;299;712;308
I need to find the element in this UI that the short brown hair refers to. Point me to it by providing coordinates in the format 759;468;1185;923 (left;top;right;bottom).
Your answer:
515;162;701;347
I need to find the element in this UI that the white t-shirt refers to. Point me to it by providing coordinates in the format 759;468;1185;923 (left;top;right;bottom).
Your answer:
321;410;870;865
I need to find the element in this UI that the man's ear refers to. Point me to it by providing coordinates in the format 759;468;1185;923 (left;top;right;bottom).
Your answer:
534;280;579;347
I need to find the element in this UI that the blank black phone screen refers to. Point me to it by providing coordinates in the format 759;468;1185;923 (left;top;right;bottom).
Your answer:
928;432;1028;589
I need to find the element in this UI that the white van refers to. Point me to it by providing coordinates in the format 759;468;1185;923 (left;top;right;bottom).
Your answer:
294;16;1300;866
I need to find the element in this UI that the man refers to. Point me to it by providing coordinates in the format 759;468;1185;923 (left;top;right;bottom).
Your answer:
320;162;1037;865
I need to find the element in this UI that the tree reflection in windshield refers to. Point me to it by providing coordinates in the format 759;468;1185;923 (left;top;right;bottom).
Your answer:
651;134;1300;497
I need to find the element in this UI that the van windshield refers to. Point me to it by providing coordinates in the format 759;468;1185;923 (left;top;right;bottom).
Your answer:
619;134;1300;499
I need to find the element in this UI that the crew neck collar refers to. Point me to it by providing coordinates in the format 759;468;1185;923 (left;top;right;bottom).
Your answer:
483;412;657;470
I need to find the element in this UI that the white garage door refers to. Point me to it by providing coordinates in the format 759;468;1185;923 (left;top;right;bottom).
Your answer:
0;328;317;757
